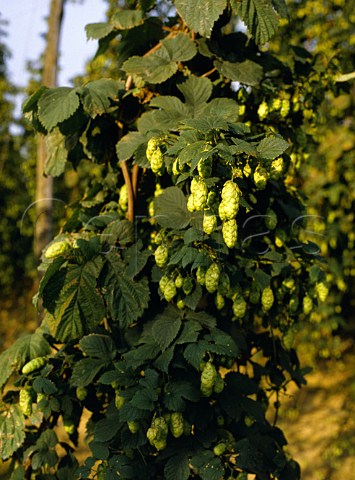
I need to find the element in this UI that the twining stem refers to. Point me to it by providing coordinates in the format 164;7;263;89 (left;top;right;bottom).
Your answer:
132;164;140;200
121;160;134;223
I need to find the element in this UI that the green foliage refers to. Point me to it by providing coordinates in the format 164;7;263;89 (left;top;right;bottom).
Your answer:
0;0;350;479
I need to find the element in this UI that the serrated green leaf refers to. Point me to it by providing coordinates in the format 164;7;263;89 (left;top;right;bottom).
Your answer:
130;385;159;410
191;450;223;480
122;49;177;84
70;357;107;387
45;127;67;177
163;381;200;410
79;334;116;360
22;86;47;113
150;95;190;117
197;97;240;121
152;306;182;351
93;415;120;443
185;311;217;329
33;378;57;395
183;341;207;369
165;451;190;480
176;320;202;344
177;76;213;109
102;220;134;247
50;258;105;342
154;187;191;229
257;136;289;159
154;345;175;372
214;59;263;86
231;137;257;156
116;131;146;162
85;22;114;40
230;0;280;45
161;33;197;62
175;0;227;37
0;405;25;460
182;116;229;132
254;268;271;289
81;79;121;118
183;284;202;310
104;253;150;328
111;10;144;29
38;87;80;132
0;332;51;389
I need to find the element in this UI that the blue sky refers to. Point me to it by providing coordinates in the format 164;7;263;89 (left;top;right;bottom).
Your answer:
1;0;107;89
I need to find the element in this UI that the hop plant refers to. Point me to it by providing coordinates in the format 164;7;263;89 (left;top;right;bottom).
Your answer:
200;361;217;397
147;417;168;450
174;274;184;289
261;286;274;311
154;244;168;268
205;263;220;293
115;390;125;410
254;165;269;190
222;219;238;248
182;277;194;295
203;211;217;235
280;98;290;117
127;420;139;434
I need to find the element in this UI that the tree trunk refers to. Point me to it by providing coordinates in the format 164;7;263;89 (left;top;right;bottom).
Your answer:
34;0;64;260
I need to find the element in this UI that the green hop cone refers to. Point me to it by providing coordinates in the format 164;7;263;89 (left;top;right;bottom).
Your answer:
221;180;241;201
196;266;206;286
205;263;220;293
261;286;274;311
119;184;128;211
219;181;241;220
37;392;46;404
159;275;169;292
200;361;217;397
150;149;164;174
191;178;208;210
115;390;125;410
187;194;196;212
19;388;34;417
163;279;177;302
265;208;278;230
280;98;290;117
270;157;284;179
215;292;225;310
222;219;238;248
303;295;313;315
174;274;184;289
243;162;252;178
315;282;329;302
22;356;47;375
213;442;227;456
258;101;268;120
170;412;184;438
275;228;287;248
45;240;70;259
254;165;269;190
197;157;212;178
232;296;247;319
147;426;158;445
154;244;168;268
283;329;294;350
203;211;217;235
127;420;139;434
76;386;88;401
272;97;282;111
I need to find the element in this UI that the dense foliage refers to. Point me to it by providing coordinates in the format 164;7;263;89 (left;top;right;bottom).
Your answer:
0;1;352;479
